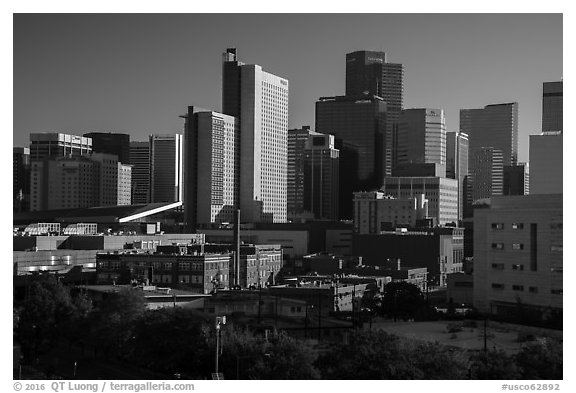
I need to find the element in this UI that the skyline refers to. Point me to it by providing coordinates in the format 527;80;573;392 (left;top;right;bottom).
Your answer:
13;14;562;163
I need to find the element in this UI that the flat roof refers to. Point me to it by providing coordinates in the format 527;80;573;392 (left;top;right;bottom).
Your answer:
13;201;182;225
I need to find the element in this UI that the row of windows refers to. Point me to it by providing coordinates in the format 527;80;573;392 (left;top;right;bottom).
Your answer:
491;243;524;250
491;223;524;230
491;284;562;295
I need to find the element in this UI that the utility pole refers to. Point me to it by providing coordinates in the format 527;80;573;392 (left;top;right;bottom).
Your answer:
483;316;488;355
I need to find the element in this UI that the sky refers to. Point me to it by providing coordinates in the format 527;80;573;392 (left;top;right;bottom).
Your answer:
13;13;562;163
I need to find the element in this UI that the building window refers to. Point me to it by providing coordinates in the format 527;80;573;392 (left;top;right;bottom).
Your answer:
491;223;504;230
512;243;524;250
511;264;524;271
512;223;524;230
491;243;504;250
491;283;504;290
491;263;504;270
551;289;563;295
550;245;563;252
512;285;524;291
529;287;538;293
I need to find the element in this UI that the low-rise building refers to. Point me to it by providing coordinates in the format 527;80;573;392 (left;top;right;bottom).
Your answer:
353;190;428;234
473;194;562;316
353;226;464;287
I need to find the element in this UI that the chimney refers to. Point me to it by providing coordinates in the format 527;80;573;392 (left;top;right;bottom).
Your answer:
233;209;241;286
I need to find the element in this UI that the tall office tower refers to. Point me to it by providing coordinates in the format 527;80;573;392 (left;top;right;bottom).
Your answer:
221;48;289;223
345;50;404;173
460;102;518;167
117;163;132;205
446;131;469;221
303;133;340;220
529;132;563;194
315;95;387;219
473;194;562;315
287;126;315;220
182;106;240;230
13;147;30;213
471;147;504;201
542;81;563;132
129;141;150;204
397;108;446;169
29;133;92;161
149;134;183;203
90;153;121;206
503;163;529;196
83;132;130;164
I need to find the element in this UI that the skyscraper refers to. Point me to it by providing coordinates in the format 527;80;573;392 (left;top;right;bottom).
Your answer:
29;133;92;161
84;132;130;164
542;81;563;133
302;132;339;220
129;141;150;204
287;126;315;220
183;106;240;229
149;134;183;204
529;132;562;194
345;50;404;174
315;95;387;219
221;48;289;223
446;131;469;221
503;163;529;196
397;108;446;169
471;147;503;201
13;147;30;213
460;103;518;167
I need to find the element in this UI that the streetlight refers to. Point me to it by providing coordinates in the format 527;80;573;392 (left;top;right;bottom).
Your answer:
214;316;226;379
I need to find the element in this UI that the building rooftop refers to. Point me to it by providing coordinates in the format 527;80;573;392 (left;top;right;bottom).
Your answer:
13;201;182;225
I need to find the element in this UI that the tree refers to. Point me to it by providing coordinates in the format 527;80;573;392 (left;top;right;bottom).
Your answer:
381;282;428;321
317;330;423;379
127;308;212;377
409;342;469;379
469;349;520;380
88;288;146;358
16;276;78;359
515;339;562;380
249;332;320;379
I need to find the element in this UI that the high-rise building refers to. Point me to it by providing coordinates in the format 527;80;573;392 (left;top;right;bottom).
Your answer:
117;162;132;206
287;127;314;220
221;48;289;223
529;132;562;194
381;176;459;225
129;141;150;204
397;108;446;168
288;127;339;221
345;50;404;173
460;102;518;167
30;156;99;211
149;134;183;204
29;152;131;211
83;132;130;164
29;133;92;161
542;81;563;133
503;163;529;196
315;95;387;219
446;131;469;221
473;194;562;315
303;132;339;220
471;147;503;201
13;147;30;213
183;107;240;229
